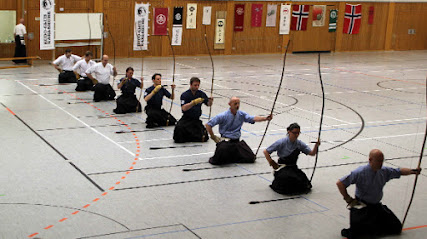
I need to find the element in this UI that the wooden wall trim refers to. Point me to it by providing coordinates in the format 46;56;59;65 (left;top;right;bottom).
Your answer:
4;0;426;59
384;2;395;50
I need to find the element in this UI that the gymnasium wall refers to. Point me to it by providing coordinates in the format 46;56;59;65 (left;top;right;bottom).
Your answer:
1;0;426;59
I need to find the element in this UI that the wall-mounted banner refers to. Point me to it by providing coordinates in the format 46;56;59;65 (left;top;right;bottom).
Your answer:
328;9;337;32
40;0;55;50
291;5;309;31
153;8;168;35
279;4;291;35
186;3;197;29
234;4;244;32
266;4;277;27
203;6;212;25
368;6;374;25
251;4;263;27
215;18;225;44
172;7;183;46
343;4;362;34
134;3;149;50
312;5;326;27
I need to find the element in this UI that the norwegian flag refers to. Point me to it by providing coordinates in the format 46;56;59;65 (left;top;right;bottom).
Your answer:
343;4;362;34
291;5;309;31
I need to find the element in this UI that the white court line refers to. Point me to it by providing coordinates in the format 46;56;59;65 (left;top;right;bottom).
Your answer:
251;117;427;133
323;133;424;143
17;81;137;158
212;83;352;124
118;138;172;144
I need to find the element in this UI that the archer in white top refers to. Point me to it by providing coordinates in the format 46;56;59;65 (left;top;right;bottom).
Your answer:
14;18;26;45
73;54;96;78
86;55;117;85
52;49;81;72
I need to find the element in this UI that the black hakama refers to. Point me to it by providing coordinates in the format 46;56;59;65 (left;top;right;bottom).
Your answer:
346;202;402;238
75;77;94;91
145;106;177;128
113;93;142;114
173;117;209;143
270;149;312;195
93;83;116;102
209;139;255;165
13;35;27;64
58;71;77;83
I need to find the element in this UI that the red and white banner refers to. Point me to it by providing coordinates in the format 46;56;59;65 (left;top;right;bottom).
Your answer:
234;4;244;32
279;4;291;35
40;0;55;50
368;6;374;25
153;8;168;35
291;5;309;31
343;4;362;34
251;4;263;27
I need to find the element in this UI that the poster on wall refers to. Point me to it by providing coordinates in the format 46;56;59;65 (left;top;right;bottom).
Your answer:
251;4;263;27
153;8;168;36
234;4;244;32
203;6;212;25
172;7;183;46
279;4;291;35
187;3;197;29
266;4;277;27
312;5;326;27
40;0;55;50
133;3;149;50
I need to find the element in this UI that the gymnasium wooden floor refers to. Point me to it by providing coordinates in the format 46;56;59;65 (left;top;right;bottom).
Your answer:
0;51;426;238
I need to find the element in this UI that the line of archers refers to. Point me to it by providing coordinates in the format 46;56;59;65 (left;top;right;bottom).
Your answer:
27;86;141;238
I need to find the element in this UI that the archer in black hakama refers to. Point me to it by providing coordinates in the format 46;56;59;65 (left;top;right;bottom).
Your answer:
173;87;211;143
93;83;115;102
264;123;320;195
209;139;255;165
75;77;94;91
114;77;142;114
144;85;176;128
270;149;312;195
13;35;27;64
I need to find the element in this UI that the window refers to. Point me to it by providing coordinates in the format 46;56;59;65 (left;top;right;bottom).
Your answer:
0;11;17;43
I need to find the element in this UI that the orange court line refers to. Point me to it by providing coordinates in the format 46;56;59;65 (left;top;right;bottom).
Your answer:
5;107;16;115
403;224;427;231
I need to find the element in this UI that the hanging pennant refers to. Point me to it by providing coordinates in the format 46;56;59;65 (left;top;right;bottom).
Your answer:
186;3;197;29
40;0;55;50
203;6;212;25
234;4;244;32
214;11;226;49
368;6;374;25
153;8;168;35
266;4;277;27
312;5;326;27
291;5;310;31
251;4;263;27
279;4;291;35
134;3;149;50
343;4;362;34
172;7;183;46
329;9;338;32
